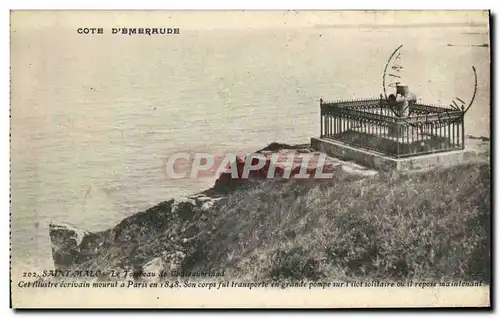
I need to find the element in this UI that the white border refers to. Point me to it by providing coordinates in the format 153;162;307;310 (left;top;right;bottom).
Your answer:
2;1;497;316
2;1;499;10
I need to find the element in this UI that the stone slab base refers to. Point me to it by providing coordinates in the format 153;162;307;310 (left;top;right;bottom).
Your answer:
311;137;475;171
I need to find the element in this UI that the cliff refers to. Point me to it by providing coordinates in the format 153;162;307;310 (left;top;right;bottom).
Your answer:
49;140;491;283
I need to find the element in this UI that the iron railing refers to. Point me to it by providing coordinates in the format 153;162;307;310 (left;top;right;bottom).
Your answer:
319;98;465;158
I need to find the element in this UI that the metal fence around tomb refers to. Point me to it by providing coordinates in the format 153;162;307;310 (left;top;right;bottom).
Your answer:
319;98;465;158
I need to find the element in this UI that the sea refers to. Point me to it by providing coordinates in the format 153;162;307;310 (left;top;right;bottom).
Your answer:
10;25;490;272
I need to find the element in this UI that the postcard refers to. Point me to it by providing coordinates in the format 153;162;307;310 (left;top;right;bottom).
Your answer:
10;10;491;308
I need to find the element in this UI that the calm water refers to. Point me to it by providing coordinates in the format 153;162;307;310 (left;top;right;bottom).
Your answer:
11;26;490;271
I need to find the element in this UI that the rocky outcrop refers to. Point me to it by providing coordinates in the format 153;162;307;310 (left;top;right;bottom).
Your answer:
49;223;105;270
48;192;225;277
48;139;490;283
48;142;379;275
213;145;377;189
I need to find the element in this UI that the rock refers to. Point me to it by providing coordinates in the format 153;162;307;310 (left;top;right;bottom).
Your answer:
201;200;215;211
192;194;212;203
296;148;313;153
49;222;102;270
214;149;356;188
166;251;186;272
257;142;296;152
171;197;196;214
48;191;224;273
47;142;384;277
141;257;165;281
341;164;378;176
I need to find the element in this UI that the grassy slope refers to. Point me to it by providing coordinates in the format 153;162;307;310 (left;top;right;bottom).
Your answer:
80;161;490;283
184;162;490;283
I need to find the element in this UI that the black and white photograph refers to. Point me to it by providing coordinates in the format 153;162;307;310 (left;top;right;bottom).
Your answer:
9;10;491;308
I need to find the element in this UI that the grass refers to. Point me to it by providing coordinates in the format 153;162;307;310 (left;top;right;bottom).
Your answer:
75;159;490;284
182;162;490;283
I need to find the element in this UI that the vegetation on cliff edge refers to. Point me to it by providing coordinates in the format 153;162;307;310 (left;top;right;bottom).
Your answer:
185;163;490;283
79;162;490;283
